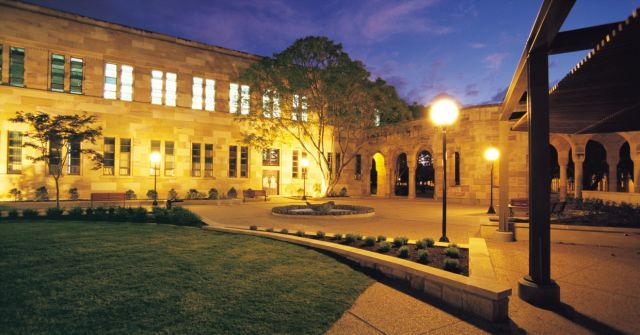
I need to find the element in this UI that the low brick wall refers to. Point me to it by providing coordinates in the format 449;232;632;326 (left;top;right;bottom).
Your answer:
203;221;511;322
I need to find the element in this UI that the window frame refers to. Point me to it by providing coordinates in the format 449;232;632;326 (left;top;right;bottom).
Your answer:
103;137;116;175
50;54;65;92
70;57;84;94
9;47;25;87
119;138;132;176
7;131;23;174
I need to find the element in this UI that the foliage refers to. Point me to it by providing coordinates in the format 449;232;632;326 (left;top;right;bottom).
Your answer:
250;225;258;230
125;189;137;200
8;209;19;219
280;228;288;234
68;187;79;201
10;111;103;207
237;36;411;194
35;186;49;201
415;240;427;249
127;207;148;222
333;233;343;240
152;207;202;227
266;227;274;232
208;188;218;200
445;247;460;258
146;190;158;201
67;207;84;220
22;208;40;219
443;259;461;273
393;236;408;248
448;243;458;248
227;187;238;199
377;242;391;253
364;236;376;247
424;238;435;247
186;189;206;200
377;235;387;242
84;207;94;217
398;246;410;259
316;231;325;238
345;234;358;244
45;207;64;219
296;230;305;237
167;189;178;201
339;187;348;197
9;188;22;201
112;207;129;222
417;250;430;264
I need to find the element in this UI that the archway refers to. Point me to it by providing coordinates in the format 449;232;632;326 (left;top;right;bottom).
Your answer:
583;140;608;191
394;153;409;196
618;142;634;192
550;145;560;194
415;150;435;198
370;153;387;196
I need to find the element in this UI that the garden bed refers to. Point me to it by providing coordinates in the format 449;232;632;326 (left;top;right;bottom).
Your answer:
271;204;374;217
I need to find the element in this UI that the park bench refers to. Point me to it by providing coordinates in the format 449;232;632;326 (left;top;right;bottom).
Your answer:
508;198;567;218
90;192;126;207
243;189;268;202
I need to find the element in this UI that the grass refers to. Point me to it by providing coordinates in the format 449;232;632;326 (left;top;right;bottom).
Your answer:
0;221;372;334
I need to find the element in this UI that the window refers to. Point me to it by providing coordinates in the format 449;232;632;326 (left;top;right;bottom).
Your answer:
374;110;381;127
327;153;333;176
292;94;299;120
192;77;203;110
7;131;23;174
165;72;177;106
50;54;65;92
229;83;239;113
240;85;250;115
164;141;175;176
204;144;213;177
49;137;62;175
292;150;299;178
103;137;115;175
262;90;280;118
355;154;362;180
262;91;271;118
192;143;201;177
104;63;117;99
67;139;81;175
228;145;237;177
205;79;216;111
454;152;461;186
9;47;25;87
262;148;280;166
120;65;133;101
151;70;163;104
240;146;249;177
70;58;83;94
301;96;308;122
119;138;131;176
150;140;161;175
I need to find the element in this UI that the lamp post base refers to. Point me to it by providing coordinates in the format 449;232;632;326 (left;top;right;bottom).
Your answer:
518;276;560;307
487;205;496;214
301;196;307;201
438;236;449;243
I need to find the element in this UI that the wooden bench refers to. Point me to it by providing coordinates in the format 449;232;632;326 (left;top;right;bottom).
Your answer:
90;192;126;207
243;189;268;202
508;198;567;218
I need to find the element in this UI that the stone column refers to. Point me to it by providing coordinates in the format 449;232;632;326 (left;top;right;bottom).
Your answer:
558;156;568;201
386;162;394;198
573;154;585;199
497;120;514;241
634;161;640;193
408;155;416;199
607;153;619;192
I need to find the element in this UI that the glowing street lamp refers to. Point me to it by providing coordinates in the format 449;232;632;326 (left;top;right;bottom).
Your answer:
300;157;309;200
150;151;161;206
484;147;500;214
430;97;459;242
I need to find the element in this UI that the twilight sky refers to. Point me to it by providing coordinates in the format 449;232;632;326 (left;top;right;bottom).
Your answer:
27;0;638;106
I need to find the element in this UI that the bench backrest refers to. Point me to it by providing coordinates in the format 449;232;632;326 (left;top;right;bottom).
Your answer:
510;198;528;206
91;193;125;201
253;190;267;196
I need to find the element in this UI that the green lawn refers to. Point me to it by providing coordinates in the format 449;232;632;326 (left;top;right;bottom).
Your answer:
0;221;372;334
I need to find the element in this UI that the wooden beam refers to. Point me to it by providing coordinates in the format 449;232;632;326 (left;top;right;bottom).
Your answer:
549;22;622;54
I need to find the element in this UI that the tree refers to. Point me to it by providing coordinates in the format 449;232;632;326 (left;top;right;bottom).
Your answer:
238;36;411;194
10;112;103;207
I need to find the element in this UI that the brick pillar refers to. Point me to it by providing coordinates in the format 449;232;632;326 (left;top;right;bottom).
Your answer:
574;155;584;199
408;155;416;199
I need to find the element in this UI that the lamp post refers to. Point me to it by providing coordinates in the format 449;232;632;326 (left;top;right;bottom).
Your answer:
484;147;500;214
430;98;459;243
300;157;309;200
150;152;161;206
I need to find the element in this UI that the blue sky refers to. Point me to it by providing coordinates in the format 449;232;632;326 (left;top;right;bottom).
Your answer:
27;0;639;106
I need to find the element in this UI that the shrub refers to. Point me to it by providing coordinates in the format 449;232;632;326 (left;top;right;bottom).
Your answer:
356;234;363;241
250;225;258;230
345;234;358;244
107;207;116;217
146;189;158;200
67;207;84;220
186;189;205;200
112;207;129;222
364;236;376;246
377;235;387;242
333;233;343;240
398;246;410;258
45;207;64;219
415;239;427;249
280;228;289;234
94;207;109;221
443;259;461;273
125;189;137;200
167;189;178;201
339;187;348;197
377;242;391;253
227;187;238;199
296;230;305;237
393;236;408;248
417;250;430;264
22;208;40;219
316;231;325;238
8;209;19;219
425;238;435;247
153;207;202;226
9;188;22;201
208;188;218;200
448;243;458;248
266;227;274;232
128;207;148;222
35;186;49;201
85;207;94;218
69;188;79;201
445;247;460;258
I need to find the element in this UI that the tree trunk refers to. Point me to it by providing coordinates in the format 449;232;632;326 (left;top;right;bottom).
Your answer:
54;176;60;208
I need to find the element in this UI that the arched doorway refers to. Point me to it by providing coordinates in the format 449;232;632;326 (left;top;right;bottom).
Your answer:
394;153;409;196
415;150;435;198
370;153;387;196
584;140;608;191
618;142;634;192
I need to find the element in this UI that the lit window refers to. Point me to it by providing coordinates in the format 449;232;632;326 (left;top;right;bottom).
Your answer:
103;137;115;175
240;146;249;177
272;91;280;118
205;79;216;111
240;85;250;115
229;145;237;177
192;143;201;177
229;83;239;113
204;144;213;177
301;96;308;122
9;47;25;87
119;138;131;176
262;90;271;118
165;72;177;106
67;140;81;175
374;109;381;127
151;70;163;105
292;94;299;120
150;140;161;175
104;63;117;99
70;58;83;94
192;77;203;110
7;131;23;174
50;54;65;92
120;65;133;101
292;150;299;178
164;141;175;176
262;148;280;166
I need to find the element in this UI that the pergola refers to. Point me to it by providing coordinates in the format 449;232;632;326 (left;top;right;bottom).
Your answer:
499;1;639;305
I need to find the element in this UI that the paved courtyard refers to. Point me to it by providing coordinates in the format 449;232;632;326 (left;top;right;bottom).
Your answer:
189;198;640;334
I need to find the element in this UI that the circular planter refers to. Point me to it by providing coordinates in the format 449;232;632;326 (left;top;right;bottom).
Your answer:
271;204;375;219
